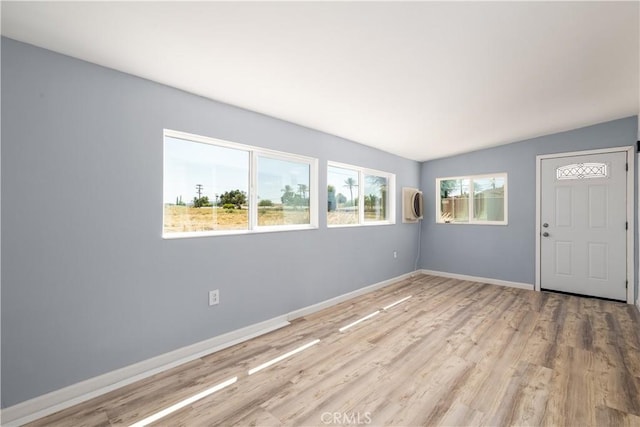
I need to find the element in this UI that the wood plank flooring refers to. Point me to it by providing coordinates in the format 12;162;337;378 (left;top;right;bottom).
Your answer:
26;274;640;426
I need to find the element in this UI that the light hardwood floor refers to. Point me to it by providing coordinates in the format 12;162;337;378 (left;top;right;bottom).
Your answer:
26;274;640;426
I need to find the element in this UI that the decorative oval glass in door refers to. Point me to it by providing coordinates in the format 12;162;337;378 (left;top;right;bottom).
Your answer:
556;162;608;180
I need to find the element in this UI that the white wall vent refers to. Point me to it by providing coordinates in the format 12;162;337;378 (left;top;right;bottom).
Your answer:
402;187;423;223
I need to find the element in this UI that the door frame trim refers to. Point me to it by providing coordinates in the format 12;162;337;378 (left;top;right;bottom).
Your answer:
535;146;635;304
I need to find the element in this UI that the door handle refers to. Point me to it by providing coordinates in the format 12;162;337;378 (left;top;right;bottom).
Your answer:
542;232;550;237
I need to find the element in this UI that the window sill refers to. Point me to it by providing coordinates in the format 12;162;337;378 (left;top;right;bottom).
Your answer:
163;224;318;239
436;221;508;226
327;221;395;228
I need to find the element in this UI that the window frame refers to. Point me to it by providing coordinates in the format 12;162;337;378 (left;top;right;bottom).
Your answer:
435;172;508;225
327;161;396;228
163;129;318;239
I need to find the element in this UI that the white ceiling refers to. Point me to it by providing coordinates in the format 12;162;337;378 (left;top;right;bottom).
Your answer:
2;1;638;161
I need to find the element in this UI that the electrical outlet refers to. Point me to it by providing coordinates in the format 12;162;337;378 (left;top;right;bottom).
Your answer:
393;250;398;259
209;289;220;306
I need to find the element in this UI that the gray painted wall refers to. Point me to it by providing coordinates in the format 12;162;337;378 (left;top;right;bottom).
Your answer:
420;116;638;295
1;38;421;407
3;36;637;410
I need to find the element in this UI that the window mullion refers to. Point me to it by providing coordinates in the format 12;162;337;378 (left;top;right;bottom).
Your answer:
310;158;318;227
359;170;365;224
249;151;257;230
469;178;474;223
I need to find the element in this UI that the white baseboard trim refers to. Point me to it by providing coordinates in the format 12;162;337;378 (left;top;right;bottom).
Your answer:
1;316;290;427
1;270;418;427
287;271;417;321
420;269;534;290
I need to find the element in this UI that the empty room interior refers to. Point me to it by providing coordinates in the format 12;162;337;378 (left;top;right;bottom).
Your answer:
2;2;640;426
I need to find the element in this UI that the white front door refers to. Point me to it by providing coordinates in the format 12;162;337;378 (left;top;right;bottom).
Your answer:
540;151;627;301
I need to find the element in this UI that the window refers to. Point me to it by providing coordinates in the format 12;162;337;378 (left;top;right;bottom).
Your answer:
327;166;359;225
437;173;507;225
364;174;390;222
256;155;311;227
327;162;395;226
163;130;317;238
